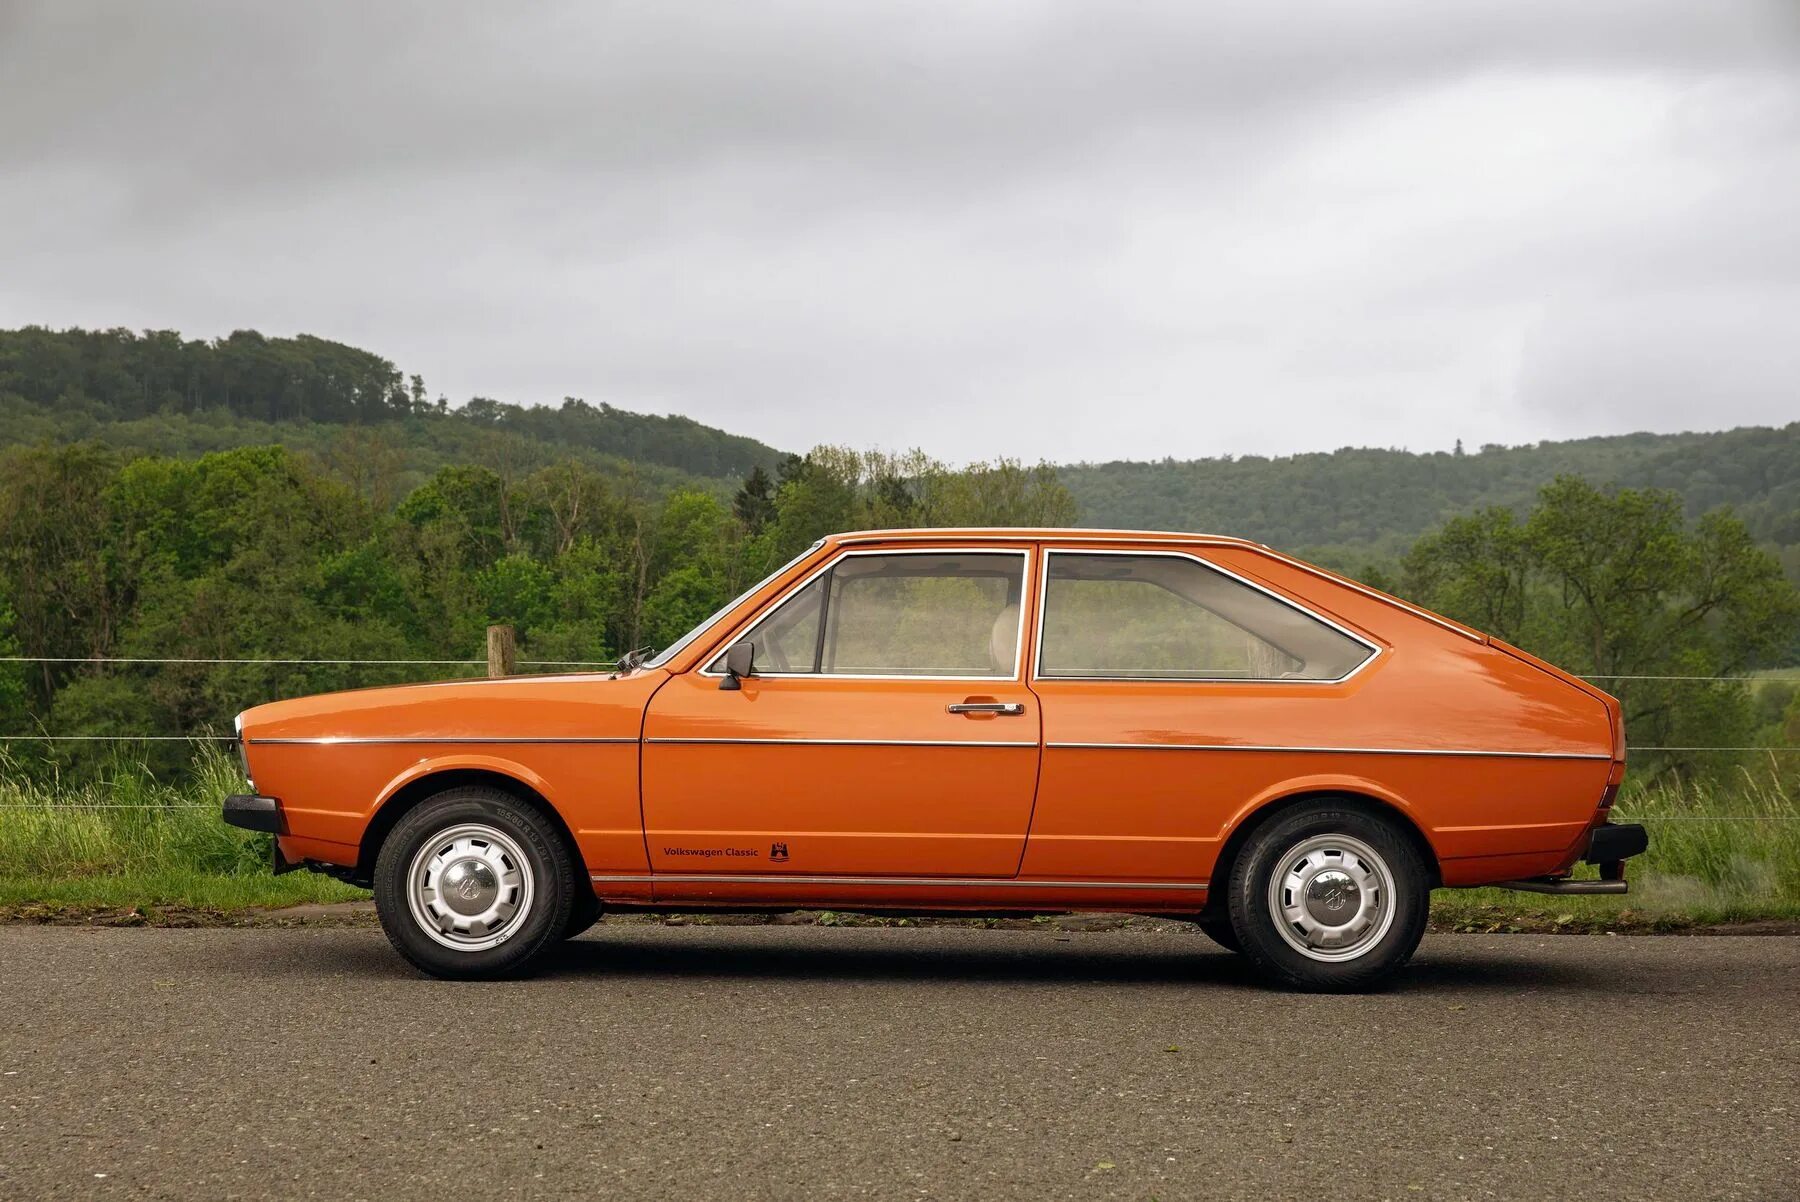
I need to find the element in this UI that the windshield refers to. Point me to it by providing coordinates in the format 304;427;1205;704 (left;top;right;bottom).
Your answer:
642;541;823;670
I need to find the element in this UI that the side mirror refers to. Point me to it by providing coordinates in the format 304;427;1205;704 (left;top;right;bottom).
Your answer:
719;641;756;690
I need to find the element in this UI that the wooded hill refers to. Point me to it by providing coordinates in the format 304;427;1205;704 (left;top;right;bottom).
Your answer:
1060;426;1800;577
0;326;783;495
3;325;1795;576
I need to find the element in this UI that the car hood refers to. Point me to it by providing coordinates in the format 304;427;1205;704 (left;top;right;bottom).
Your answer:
235;668;668;743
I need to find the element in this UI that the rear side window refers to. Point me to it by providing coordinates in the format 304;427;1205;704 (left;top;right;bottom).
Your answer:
713;551;1028;677
1037;552;1373;681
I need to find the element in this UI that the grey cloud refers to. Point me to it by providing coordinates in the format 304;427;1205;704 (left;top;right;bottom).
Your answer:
1;0;1797;463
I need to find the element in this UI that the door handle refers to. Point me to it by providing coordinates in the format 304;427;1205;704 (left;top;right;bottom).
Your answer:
947;702;1026;715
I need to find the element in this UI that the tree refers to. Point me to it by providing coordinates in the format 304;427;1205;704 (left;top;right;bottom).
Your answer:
0;444;131;708
1403;476;1800;779
0;602;27;732
732;465;776;532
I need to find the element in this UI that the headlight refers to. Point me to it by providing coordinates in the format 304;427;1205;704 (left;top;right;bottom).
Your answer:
234;711;255;791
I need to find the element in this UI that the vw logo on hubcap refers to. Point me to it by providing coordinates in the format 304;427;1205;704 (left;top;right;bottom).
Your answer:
439;858;498;916
1304;869;1360;925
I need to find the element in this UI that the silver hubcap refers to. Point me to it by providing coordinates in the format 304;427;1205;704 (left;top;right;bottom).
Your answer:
406;823;534;952
1267;833;1395;962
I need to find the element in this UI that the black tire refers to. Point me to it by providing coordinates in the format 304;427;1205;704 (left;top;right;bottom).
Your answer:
373;786;576;979
562;887;601;941
1227;800;1429;992
1193;911;1242;953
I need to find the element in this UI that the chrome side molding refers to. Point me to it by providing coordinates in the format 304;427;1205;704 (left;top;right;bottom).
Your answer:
591;872;1209;891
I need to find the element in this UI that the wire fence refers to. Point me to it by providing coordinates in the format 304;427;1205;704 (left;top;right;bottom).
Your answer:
1;656;1795;812
0;656;1795;752
1;655;1796;679
0;655;615;667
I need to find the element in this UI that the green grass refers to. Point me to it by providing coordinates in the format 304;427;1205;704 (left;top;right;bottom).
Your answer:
0;870;363;911
1;746;1795;927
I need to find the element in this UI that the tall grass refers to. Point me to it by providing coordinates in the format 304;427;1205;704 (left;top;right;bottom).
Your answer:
1;747;1795;923
0;743;266;877
1434;769;1800;927
0;743;361;909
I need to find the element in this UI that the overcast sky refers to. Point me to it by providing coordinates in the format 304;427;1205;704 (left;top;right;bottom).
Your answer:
2;2;1797;464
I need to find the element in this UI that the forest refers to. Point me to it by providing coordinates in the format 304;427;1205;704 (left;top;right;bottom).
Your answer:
1061;425;1800;581
5;325;1796;579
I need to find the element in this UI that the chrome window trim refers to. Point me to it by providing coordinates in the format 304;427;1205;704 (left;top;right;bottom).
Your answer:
1047;741;1609;760
594;872;1208;891
697;546;1033;682
647;737;1036;748
247;736;638;745
1030;547;1382;686
833;529;1251;547
828;530;1485;642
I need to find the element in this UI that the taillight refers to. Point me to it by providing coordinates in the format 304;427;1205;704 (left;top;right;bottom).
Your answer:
1597;757;1625;813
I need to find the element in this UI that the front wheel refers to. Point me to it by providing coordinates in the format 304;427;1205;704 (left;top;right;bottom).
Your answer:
373;787;576;979
1226;801;1430;991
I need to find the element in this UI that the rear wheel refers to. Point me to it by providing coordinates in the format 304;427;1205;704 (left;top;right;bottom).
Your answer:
1227;801;1429;991
373;787;575;979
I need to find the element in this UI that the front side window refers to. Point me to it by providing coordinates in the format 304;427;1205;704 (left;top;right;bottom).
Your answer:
713;551;1027;677
1037;552;1373;681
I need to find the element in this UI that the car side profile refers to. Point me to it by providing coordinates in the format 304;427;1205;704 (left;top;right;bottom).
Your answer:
224;528;1646;990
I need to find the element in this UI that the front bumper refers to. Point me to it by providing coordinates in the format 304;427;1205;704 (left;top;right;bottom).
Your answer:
222;793;283;834
1496;822;1649;896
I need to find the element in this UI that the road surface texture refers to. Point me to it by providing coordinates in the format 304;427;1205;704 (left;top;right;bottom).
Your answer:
0;926;1794;1201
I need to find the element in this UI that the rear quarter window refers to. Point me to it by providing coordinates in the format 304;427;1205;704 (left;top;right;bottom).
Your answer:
1038;551;1373;681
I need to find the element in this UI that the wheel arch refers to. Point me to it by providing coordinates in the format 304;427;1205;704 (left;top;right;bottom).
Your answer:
1205;784;1442;910
356;764;583;885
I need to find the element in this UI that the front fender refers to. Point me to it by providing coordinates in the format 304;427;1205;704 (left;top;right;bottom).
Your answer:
369;752;564;817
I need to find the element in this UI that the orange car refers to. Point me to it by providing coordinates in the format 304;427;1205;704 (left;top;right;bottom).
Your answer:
224;528;1645;989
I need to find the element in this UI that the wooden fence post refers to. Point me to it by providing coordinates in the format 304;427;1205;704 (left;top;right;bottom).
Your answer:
487;625;517;678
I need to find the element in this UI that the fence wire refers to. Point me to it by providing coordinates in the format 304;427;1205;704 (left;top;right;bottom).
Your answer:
0;656;615;667
2;655;1797;681
0;806;1791;818
2;657;1795;813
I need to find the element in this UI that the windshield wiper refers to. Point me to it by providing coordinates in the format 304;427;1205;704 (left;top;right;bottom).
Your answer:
612;647;654;676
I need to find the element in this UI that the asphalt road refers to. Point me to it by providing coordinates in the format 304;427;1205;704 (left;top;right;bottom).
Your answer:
0;926;1794;1201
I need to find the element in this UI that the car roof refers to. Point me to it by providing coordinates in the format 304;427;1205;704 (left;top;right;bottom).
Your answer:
827;527;1267;549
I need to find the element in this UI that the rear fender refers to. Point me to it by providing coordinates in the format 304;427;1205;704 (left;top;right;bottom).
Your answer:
1222;773;1439;856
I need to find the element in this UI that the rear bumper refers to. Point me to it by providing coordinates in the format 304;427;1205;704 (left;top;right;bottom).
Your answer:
1585;821;1648;871
222;793;283;834
1495;822;1648;896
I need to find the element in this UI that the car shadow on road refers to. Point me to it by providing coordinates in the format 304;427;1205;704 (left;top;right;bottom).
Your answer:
544;933;1262;989
218;927;1639;995
521;930;1632;995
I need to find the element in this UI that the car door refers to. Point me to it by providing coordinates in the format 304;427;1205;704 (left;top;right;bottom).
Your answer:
1021;545;1380;882
641;545;1042;879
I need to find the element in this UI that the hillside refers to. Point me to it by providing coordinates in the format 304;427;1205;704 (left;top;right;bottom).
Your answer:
3;325;1795;578
1058;426;1800;574
0;326;783;490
